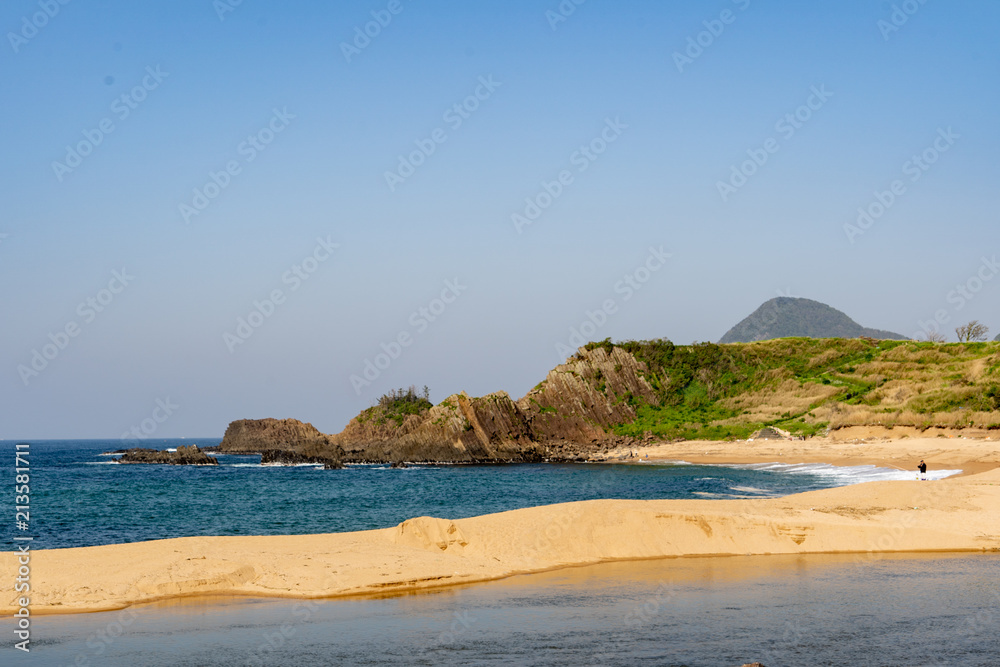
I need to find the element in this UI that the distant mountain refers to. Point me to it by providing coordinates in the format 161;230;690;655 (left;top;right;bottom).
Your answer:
995;332;1000;342
719;297;906;344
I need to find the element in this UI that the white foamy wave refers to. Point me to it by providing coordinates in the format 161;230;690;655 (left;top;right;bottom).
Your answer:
692;491;765;499
260;462;327;468
222;463;323;469
712;462;962;485
728;485;777;495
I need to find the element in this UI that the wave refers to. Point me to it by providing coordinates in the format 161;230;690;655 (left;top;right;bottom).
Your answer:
728;485;777;495
711;462;962;485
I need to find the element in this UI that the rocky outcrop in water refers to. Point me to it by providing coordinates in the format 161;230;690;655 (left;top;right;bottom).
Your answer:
117;446;218;465
220;418;340;454
259;449;344;469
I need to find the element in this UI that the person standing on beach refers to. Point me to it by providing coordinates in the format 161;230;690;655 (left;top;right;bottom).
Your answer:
918;459;927;481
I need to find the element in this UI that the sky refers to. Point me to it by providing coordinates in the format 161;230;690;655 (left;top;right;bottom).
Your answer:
2;0;998;439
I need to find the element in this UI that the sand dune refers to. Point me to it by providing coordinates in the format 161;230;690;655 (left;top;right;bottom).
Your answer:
4;438;998;616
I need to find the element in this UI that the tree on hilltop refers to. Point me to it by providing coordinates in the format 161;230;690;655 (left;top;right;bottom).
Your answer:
955;320;989;342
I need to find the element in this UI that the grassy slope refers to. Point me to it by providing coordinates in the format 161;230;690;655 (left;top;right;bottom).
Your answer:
578;338;1000;441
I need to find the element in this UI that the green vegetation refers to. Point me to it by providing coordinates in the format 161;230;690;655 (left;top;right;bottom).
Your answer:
357;385;433;426
579;337;1000;440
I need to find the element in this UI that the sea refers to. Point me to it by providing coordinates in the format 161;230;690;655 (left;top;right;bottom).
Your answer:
4;439;994;667
0;439;961;549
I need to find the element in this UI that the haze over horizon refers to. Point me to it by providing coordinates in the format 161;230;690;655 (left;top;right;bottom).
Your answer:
2;0;998;439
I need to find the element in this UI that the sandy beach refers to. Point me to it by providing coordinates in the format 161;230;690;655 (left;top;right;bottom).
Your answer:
4;434;999;616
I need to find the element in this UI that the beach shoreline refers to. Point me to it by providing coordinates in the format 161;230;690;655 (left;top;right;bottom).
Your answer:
4;435;999;617
601;429;1000;476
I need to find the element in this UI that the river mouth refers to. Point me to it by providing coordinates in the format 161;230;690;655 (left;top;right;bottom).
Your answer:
12;552;999;667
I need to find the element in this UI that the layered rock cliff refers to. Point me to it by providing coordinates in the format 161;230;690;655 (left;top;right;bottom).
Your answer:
220;346;649;464
333;391;544;463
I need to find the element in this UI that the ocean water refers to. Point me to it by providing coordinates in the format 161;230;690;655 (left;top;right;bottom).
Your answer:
9;552;999;666
0;439;960;550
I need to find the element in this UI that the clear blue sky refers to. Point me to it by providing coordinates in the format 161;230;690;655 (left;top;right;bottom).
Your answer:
2;0;998;438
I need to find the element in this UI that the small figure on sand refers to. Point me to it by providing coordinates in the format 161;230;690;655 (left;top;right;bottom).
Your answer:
918;459;927;481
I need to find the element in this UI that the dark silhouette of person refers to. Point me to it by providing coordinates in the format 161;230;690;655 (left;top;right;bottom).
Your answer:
918;460;927;480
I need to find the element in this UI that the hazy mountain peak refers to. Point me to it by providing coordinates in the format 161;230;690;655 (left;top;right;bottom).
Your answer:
719;297;906;344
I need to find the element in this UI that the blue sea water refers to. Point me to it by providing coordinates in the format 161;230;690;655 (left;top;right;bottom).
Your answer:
0;439;960;550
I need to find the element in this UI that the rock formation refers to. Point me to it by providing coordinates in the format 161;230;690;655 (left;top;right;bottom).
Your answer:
220;346;651;464
116;446;218;465
221;335;1000;464
259;449;343;469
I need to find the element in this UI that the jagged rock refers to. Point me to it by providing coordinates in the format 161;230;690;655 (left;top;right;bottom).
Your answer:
518;346;658;443
259;449;343;469
221;346;656;465
335;391;545;464
117;446;217;465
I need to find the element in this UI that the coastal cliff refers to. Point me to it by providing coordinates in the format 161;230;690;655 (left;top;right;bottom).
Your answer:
220;346;650;463
220;338;1000;464
332;391;544;463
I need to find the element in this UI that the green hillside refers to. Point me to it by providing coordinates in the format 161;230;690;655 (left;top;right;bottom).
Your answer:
581;338;1000;441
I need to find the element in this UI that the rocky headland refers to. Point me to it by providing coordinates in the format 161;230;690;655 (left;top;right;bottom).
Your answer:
220;338;1000;465
220;345;652;464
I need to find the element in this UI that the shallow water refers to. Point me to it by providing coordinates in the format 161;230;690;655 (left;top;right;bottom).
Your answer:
9;553;999;666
